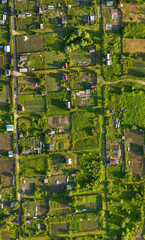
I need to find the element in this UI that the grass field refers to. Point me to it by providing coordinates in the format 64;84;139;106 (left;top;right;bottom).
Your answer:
45;73;60;92
122;3;145;23
51;222;69;234
123;38;145;53
16;16;40;30
18;94;46;113
44;50;66;69
72;110;101;150
46;91;68;115
0;134;12;151
16;35;44;53
20;155;47;177
0;55;10;69
70;48;94;67
0;159;15;187
0;80;12;103
73;195;102;212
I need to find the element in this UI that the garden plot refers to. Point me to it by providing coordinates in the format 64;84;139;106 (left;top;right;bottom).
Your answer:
21;178;44;196
22;199;49;217
0;159;15;188
48;116;70;131
0;134;12;151
44;50;66;69
16;15;40;30
0;54;10;70
73;195;102;212
122;3;145;23
125;130;145;176
49;153;77;175
47;133;70;151
18;94;46;113
103;8;122;31
20;155;47;177
0;80;12;103
80;220;98;231
68;72;97;90
68;5;91;25
123;39;145;54
18;76;42;94
16;35;44;53
50;175;67;193
15;0;27;10
72;89;97;107
45;73;60;92
51;222;69;234
70;47;96;67
49;198;71;215
46;91;68;115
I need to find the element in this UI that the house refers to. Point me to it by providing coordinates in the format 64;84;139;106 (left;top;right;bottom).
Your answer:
0;20;4;24
105;24;112;31
8;151;13;157
2;0;7;4
5;69;11;76
89;48;95;53
3;14;7;21
49;144;54;151
106;1;113;6
67;4;71;9
4;45;10;52
19;68;28;73
37;223;41;230
66;158;72;165
20;56;27;62
22;149;30;155
6;125;14;131
62;18;67;24
106;59;112;65
67;185;72;190
18;13;25;19
40;23;43;29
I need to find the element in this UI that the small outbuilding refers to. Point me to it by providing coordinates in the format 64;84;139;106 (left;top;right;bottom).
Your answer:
67;185;72;190
18;13;25;19
19;68;28;73
49;144;54;151
5;69;11;76
8;151;13;158
106;1;113;6
6;125;14;132
20;56;27;62
4;45;10;52
66;158;72;165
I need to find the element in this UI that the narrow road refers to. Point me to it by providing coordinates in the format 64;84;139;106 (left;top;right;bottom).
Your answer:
11;0;21;224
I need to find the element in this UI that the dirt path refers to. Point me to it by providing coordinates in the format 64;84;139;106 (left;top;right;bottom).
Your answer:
133;224;145;240
100;79;145;86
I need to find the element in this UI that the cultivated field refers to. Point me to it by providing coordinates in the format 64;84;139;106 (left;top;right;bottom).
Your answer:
123;38;145;53
51;222;69;234
0;159;15;187
122;3;145;23
48;116;70;131
16;35;44;53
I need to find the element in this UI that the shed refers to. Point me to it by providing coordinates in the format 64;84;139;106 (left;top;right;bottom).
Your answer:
67;185;72;190
66;158;72;165
6;125;13;131
23;35;28;41
0;20;4;24
64;62;68;68
90;83;96;89
40;23;43;29
49;144;54;151
44;177;48;184
106;53;111;60
86;89;90;95
24;212;30;217
22;149;30;155
20;56;27;61
66;101;71;109
89;48;95;53
106;1;113;6
89;15;95;22
5;69;11;76
4;45;10;52
18;13;25;19
109;159;119;166
8;151;13;158
19;68;28;72
106;59;112;65
48;5;54;9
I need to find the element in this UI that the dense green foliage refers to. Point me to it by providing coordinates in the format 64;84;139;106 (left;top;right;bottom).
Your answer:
123;23;145;39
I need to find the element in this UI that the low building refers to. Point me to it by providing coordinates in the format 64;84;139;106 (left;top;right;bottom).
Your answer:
66;158;72;165
8;151;13;157
22;149;30;155
18;13;25;19
48;5;54;9
4;45;10;52
5;69;11;76
106;1;113;6
6;125;13;131
49;144;54;151
20;56;27;62
19;68;28;73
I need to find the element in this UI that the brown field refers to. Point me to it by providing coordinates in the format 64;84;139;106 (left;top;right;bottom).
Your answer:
0;159;15;187
48;116;70;131
125;130;145;176
122;3;145;23
123;38;145;54
0;134;12;151
50;175;67;193
22;200;48;217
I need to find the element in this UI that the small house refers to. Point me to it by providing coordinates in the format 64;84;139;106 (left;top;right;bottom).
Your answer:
0;20;4;24
22;149;30;155
18;13;25;19
20;56;27;62
105;24;112;31
66;158;72;165
19;68;28;73
67;185;72;190
62;18;67;24
6;125;13;131
49;144;54;151
4;45;10;52
5;69;11;76
106;1;113;6
8;151;13;157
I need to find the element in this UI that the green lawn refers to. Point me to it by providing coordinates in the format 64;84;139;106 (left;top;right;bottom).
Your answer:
45;73;60;92
18;95;46;113
46;91;68;115
44;50;66;69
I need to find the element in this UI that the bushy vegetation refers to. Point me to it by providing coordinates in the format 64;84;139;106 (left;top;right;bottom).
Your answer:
123;23;145;39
